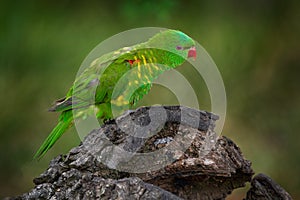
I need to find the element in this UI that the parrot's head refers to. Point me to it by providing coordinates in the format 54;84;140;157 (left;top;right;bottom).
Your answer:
147;29;196;66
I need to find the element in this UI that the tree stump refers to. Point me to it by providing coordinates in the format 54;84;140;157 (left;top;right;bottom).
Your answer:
6;106;292;200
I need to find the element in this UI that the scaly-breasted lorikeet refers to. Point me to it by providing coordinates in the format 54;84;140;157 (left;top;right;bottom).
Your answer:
34;29;196;159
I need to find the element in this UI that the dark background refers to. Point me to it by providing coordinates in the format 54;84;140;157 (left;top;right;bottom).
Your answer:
1;0;299;199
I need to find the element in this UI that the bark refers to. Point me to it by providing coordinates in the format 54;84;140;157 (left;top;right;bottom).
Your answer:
245;173;292;200
6;106;291;200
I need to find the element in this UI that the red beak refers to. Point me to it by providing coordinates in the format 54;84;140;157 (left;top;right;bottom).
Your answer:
187;46;197;60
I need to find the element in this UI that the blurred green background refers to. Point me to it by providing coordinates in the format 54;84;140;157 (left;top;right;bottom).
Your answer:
1;0;299;199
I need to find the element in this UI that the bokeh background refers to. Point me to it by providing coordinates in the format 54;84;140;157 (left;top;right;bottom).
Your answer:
1;0;299;199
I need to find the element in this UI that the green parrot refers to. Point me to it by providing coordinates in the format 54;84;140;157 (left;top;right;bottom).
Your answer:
34;29;196;159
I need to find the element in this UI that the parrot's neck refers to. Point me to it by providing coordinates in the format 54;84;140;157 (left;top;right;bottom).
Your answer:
135;44;186;68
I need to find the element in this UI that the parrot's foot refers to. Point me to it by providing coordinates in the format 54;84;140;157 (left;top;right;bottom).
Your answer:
103;118;115;125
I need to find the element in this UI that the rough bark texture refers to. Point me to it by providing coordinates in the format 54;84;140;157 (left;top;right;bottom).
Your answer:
245;173;292;200
6;106;292;200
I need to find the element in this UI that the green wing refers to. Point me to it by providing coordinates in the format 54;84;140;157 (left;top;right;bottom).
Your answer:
49;46;140;112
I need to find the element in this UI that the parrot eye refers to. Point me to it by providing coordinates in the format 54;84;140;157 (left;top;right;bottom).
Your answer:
176;46;183;50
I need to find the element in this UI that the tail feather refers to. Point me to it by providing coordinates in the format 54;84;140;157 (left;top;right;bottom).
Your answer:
34;111;73;160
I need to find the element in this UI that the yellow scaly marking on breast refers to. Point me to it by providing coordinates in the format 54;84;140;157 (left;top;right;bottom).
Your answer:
133;53;141;79
153;64;159;70
149;55;159;71
137;62;142;79
152;56;157;63
140;54;148;81
147;57;154;78
148;57;153;63
141;55;147;65
111;95;127;106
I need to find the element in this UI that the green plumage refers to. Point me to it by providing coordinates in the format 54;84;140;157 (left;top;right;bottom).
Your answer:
34;29;196;159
